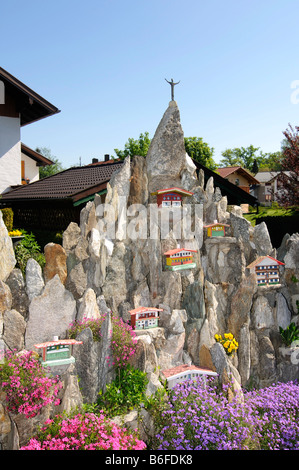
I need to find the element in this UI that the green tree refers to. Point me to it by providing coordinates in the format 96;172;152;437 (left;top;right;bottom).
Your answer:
219;145;260;170
36;147;64;179
114;132;151;159
184;137;217;170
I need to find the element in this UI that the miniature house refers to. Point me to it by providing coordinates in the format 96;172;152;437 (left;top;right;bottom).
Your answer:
151;187;194;207
34;338;83;367
164;246;197;271
129;307;163;330
161;364;218;389
246;255;285;286
204;220;230;237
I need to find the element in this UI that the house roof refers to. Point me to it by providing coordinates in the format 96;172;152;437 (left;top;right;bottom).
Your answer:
129;307;163;315
217;166;259;184
203;222;230;228
34;339;83;349
161;364;217;379
246;255;285;269
151;187;194;196
0;159;123;205
21;143;54;166
0;66;60;126
192;160;258;206
164;247;197;256
255;171;292;183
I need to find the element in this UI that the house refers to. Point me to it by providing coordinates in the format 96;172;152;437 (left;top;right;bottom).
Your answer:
252;171;293;206
151;187;193;207
0;66;60;194
246;255;285;286
161;364;218;389
164;246;197;271
204;220;230;237
34;338;83;367
217;166;259;194
129;306;163;330
0;157;123;231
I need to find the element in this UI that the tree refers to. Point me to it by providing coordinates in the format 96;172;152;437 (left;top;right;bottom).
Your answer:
114;132;217;170
114;132;151;159
36;147;64;179
274;124;299;207
219;145;260;170
184;137;217;170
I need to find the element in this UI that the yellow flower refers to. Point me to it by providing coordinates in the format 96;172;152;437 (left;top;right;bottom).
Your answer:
223;341;230;349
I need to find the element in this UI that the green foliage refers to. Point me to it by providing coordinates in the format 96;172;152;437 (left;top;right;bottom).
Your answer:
184;137;216;170
1;208;14;231
96;365;148;417
14;232;45;275
279;322;299;347
219;145;282;172
114;132;151;159
36;147;64;179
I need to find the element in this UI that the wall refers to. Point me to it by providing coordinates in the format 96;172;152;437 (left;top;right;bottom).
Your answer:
0;116;21;193
21;151;40;184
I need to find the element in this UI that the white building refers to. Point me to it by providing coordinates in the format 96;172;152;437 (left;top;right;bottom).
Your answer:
0;67;59;194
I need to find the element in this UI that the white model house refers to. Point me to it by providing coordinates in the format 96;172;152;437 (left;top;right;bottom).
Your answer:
0;67;59;194
161;364;218;389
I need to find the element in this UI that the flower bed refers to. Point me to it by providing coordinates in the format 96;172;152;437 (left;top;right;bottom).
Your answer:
155;377;299;450
0;350;62;419
20;412;146;450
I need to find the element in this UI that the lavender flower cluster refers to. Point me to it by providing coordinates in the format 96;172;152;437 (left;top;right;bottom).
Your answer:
155;377;299;450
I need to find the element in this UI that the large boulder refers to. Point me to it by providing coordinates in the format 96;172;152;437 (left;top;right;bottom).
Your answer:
25;275;77;351
0;211;16;281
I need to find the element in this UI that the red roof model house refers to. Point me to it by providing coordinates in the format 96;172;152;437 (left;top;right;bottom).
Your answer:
151;187;193;207
129;307;163;330
164;247;197;271
161;364;218;389
246;255;285;286
204;220;230;238
34;338;83;367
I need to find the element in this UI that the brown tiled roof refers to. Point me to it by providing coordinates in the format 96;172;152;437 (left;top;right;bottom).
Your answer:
0;160;123;203
161;364;217;378
217;166;259;184
0;66;60;126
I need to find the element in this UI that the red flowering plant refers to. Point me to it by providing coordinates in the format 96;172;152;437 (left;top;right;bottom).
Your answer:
20;411;146;450
0;349;62;418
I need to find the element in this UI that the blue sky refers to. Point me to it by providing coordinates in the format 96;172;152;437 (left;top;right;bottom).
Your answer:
1;0;299;168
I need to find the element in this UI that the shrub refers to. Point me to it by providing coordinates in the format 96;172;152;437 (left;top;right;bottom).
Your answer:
14;232;45;275
68;314;138;370
20;411;146;450
1;208;13;232
215;332;239;356
0;350;62;418
154;378;299;450
279;322;299;347
96;365;148;417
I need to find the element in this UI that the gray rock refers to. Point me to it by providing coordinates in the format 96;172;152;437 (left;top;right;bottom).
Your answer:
3;309;26;351
253;222;273;256
25;275;77;351
0;280;12;314
77;287;100;322
146;101;186;193
0;211;16;281
25;258;44;302
5;269;29;319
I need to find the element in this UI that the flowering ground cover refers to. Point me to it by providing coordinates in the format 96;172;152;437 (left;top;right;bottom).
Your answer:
155;377;299;450
0;350;62;419
20;412;146;450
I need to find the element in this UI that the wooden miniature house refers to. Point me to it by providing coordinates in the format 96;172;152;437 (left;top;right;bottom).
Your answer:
34;338;83;367
246;255;285;286
161;364;218;389
151;187;193;208
164;247;197;271
204;220;230;238
129;306;163;330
